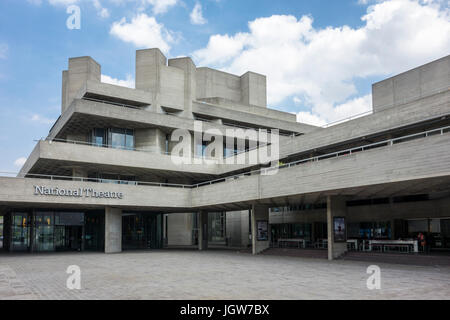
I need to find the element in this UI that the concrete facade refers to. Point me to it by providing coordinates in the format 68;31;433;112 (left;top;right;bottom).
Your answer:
0;49;449;260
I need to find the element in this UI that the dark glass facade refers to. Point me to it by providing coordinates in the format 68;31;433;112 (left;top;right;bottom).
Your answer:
208;212;226;242
3;210;104;252
122;212;163;250
0;209;162;253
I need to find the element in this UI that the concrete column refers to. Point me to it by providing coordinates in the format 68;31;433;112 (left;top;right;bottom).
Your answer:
136;48;167;112
168;57;196;119
240;71;267;108
105;207;122;254
327;196;347;260
62;56;101;113
241;210;251;248
251;204;270;255
198;211;208;250
135;128;166;154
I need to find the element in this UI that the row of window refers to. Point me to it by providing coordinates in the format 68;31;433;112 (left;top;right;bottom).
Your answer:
90;127;260;157
91;128;135;150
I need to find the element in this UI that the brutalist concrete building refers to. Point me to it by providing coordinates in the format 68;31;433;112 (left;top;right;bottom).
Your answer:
0;49;449;260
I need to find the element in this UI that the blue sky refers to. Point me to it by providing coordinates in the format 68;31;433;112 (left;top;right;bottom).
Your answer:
0;0;449;173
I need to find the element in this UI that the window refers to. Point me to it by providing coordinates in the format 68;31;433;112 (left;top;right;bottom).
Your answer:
109;128;134;150
92;128;106;147
91;128;135;150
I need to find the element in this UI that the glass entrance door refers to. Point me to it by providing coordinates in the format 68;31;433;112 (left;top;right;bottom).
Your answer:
11;212;30;251
34;212;55;252
122;213;163;250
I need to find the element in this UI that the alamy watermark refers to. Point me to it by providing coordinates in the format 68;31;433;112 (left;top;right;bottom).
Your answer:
66;265;81;290
66;5;81;30
366;265;381;290
170;121;280;175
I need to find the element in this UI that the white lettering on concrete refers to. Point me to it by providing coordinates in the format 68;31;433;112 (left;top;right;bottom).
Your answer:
34;186;123;199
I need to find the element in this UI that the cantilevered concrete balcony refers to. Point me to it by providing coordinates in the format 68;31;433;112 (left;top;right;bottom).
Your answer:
75;80;153;109
278;87;450;160
48;98;313;142
191;130;450;209
3;127;450;212
19;140;225;179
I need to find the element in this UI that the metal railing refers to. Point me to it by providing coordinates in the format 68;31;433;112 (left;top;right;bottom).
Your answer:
6;124;449;189
36;137;270;161
320;110;373;128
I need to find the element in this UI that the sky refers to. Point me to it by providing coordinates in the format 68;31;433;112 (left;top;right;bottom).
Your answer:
0;0;449;173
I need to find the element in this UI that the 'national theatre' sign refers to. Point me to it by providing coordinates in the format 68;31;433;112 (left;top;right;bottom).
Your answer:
33;185;124;199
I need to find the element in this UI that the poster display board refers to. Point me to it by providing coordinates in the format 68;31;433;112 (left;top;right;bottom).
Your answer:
333;217;346;242
257;220;269;241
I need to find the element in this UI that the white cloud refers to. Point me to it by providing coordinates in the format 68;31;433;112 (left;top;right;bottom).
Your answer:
93;0;110;18
27;0;43;5
0;44;8;59
30;0;108;18
48;0;79;5
110;13;174;54
192;0;450;125
190;2;207;25
101;74;135;88
296;112;327;127
14;157;27;168
30;114;56;125
145;0;178;15
193;33;248;65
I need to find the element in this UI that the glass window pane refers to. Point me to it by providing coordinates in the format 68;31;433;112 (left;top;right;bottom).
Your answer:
126;130;134;149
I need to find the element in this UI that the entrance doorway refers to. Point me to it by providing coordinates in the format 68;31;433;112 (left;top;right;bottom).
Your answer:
55;226;83;251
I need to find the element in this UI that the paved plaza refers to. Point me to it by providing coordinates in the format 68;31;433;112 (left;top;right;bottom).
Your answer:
0;249;449;300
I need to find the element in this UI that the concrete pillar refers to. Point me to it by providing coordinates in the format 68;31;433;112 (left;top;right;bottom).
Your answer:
251;204;270;255
135;128;167;154
327;196;347;260
240;71;267;108
198;211;208;250
136;48;166;112
168;57;196;119
105;207;122;253
62;56;101;113
241;210;251;247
